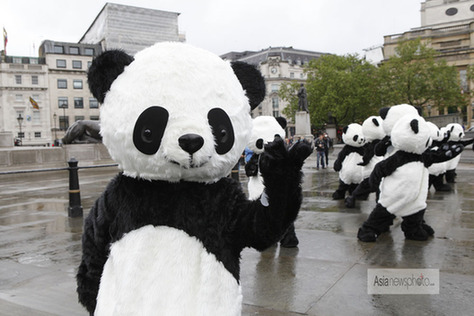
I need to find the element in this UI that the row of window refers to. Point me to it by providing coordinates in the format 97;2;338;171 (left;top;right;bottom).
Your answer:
57;78;85;89
58;96;98;109
54;45;95;56
17;132;42;138
15;75;38;85
56;59;92;70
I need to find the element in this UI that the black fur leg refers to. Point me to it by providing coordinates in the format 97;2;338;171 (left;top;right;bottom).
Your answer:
345;195;356;208
445;169;456;183
433;174;451;192
401;210;431;241
280;223;299;248
357;204;396;242
333;180;348;200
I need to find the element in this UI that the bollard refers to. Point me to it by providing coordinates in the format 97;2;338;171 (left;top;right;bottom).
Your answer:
68;158;83;217
230;162;240;182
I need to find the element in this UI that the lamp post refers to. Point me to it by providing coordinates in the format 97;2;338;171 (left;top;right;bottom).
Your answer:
427;105;432;117
53;112;57;145
17;113;24;146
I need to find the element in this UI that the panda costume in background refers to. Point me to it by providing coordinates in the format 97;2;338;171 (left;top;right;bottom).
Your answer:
426;122;451;192
345;116;385;208
444;123;474;183
76;43;312;316
357;114;463;242
244;116;300;248
332;123;365;200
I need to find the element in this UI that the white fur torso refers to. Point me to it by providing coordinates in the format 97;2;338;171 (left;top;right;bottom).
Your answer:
363;155;383;179
247;174;264;200
340;152;365;184
378;161;428;217
445;154;461;171
95;225;242;316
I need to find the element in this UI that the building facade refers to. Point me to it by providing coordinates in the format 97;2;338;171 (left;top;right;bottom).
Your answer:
79;3;184;56
383;0;474;126
221;47;329;133
39;40;103;143
0;55;50;146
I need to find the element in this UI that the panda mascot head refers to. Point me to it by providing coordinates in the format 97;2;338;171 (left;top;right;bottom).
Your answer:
361;116;385;142
247;116;287;154
446;123;465;142
426;122;444;143
391;114;432;155
88;42;265;183
379;104;422;136
342;123;365;147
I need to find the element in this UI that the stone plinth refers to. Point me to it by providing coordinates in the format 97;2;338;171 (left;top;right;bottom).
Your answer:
0;132;13;147
294;111;314;143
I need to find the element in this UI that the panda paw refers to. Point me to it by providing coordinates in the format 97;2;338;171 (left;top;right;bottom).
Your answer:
259;136;288;175
288;139;313;168
445;144;464;158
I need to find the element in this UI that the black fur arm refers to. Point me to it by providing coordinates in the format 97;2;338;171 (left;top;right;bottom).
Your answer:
333;146;350;171
459;138;474;147
422;143;464;167
76;190;113;314
358;142;376;166
244;154;259;177
236;137;311;251
374;136;391;156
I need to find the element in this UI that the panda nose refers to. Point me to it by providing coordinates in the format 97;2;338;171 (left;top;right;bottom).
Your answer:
179;134;204;155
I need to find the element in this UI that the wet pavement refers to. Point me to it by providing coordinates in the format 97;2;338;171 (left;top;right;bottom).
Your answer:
0;148;473;316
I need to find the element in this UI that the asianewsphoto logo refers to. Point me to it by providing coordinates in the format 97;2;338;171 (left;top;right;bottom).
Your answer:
368;269;439;295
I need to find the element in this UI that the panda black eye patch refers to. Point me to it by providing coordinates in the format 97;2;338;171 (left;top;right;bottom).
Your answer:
133;106;169;155
208;108;235;155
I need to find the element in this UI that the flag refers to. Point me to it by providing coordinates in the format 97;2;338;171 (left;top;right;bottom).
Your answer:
3;27;7;54
29;97;39;110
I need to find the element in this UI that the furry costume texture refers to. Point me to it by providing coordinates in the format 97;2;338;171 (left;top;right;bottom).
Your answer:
76;42;312;316
332;123;365;200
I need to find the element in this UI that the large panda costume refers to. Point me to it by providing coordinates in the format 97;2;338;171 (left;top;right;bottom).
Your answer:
76;43;312;316
332;123;366;200
244;116;300;248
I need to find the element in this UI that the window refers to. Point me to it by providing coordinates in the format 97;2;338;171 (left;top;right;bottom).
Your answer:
89;98;99;108
72;60;82;69
35;132;41;138
84;48;94;56
90;115;100;121
15;75;22;84
12;57;21;63
70;46;79;55
460;69;468;93
271;84;279;92
59;116;69;131
73;80;83;89
87;61;92;68
18;132;25;139
54;45;64;54
56;59;66;68
58;97;68;108
32;75;38;85
272;97;279;109
15;94;23;101
446;7;458;16
75;116;85;122
74;97;84;108
300;73;304;79
290;73;295;78
57;79;67;89
33;111;40;123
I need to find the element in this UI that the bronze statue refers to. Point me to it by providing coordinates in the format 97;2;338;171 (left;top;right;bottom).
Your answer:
62;120;102;144
297;84;309;113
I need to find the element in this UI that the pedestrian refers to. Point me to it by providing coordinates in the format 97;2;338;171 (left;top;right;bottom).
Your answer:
314;134;326;169
323;133;332;166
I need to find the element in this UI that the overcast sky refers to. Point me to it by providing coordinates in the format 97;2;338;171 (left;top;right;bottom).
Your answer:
1;0;422;58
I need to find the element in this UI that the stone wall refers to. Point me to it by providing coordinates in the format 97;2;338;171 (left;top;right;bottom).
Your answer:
0;143;114;171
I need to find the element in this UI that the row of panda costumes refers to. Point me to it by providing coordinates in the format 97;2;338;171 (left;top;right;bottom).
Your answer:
76;42;312;316
332;104;468;242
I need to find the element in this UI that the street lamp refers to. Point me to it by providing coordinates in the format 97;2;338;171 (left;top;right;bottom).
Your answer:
427;105;432;117
53;112;58;145
17;113;24;146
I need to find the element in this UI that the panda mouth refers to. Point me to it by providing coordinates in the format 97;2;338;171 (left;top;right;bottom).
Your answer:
168;156;210;169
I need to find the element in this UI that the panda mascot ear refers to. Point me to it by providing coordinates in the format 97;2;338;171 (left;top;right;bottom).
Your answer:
379;107;389;120
231;61;266;110
88;50;135;103
275;117;287;129
343;125;349;134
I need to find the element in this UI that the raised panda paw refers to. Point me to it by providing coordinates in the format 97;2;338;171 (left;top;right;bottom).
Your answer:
259;136;312;179
445;144;464;159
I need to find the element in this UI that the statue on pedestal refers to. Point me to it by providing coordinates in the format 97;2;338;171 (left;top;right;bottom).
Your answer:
297;83;309;113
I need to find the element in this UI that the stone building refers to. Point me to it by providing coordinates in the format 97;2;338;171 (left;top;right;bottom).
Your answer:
38;40;103;143
221;47;329;134
383;0;474;127
0;55;50;146
79;2;184;56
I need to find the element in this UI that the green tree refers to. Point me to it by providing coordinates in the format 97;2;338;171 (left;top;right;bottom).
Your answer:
280;54;380;128
378;38;466;113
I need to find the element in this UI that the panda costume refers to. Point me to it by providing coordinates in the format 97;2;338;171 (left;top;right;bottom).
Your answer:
244;116;300;248
357;114;463;242
332;123;365;200
426;122;451;191
345;116;385;208
76;43;312;316
444;123;473;183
